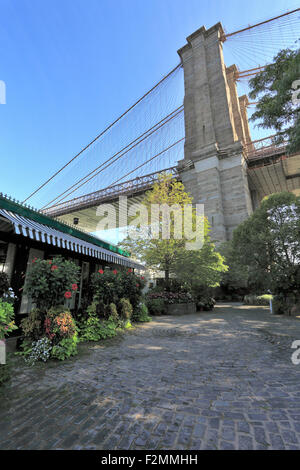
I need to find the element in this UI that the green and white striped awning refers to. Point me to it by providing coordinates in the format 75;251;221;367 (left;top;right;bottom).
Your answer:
0;208;140;269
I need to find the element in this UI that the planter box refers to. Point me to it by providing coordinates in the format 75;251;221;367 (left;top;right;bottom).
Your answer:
166;303;196;316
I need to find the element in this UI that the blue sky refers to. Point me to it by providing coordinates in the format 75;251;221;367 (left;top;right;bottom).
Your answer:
0;0;299;207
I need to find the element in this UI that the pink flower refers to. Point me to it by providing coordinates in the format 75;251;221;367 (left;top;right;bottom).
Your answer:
113;270;117;275
71;284;78;291
98;269;104;274
64;291;72;299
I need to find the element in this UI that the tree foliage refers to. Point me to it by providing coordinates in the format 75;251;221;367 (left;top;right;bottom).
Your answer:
249;47;300;154
119;173;227;291
231;192;300;296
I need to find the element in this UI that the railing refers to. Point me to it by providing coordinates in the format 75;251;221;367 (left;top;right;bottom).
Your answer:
244;135;287;162
44;167;179;216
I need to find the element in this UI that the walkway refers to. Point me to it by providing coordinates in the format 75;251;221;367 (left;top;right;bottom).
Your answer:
1;304;300;450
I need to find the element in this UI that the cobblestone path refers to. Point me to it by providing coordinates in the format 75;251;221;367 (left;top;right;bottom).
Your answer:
1;304;300;450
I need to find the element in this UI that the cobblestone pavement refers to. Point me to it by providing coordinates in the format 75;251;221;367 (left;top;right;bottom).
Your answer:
1;304;300;450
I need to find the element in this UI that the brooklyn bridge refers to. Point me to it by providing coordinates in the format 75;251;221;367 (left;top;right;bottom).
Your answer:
23;8;300;243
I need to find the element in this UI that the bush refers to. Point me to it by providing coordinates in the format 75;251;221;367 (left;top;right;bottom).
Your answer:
107;303;119;324
132;302;152;322
147;291;194;305
91;269;120;305
19;307;78;364
0;299;17;340
196;296;216;311
244;294;272;306
51;333;79;361
24;337;52;365
79;309;118;341
272;294;285;315
44;309;77;343
146;298;165;316
20;309;43;341
91;268;145;310
119;298;133;320
23;256;80;310
118;270;146;310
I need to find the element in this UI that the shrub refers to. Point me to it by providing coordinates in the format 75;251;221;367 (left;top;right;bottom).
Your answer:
107;303;119;324
44;309;77;343
51;333;79;361
91;269;145;310
79;315;103;342
20;309;43;341
146;298;165;316
196;296;216;311
147;291;194;305
119;298;133;320
91;269;120;305
132;302;152;322
24;337;52;365
119;270;146;310
0;299;17;340
23;256;80;310
244;294;272;306
272;295;285;315
79;315;117;342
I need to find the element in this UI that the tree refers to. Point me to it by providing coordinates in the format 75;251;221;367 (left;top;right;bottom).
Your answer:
231;192;300;297
174;241;228;295
219;241;250;292
119;173;227;291
249;47;300;154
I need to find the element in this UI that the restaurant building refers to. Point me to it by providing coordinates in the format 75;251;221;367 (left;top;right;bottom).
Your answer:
0;193;141;326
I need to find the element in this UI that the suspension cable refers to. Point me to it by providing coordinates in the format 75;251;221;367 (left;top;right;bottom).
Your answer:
223;8;300;41
42;106;184;209
23;63;182;204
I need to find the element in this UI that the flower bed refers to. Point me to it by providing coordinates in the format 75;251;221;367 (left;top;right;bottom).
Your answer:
0;288;18;384
147;291;194;304
16;262;151;367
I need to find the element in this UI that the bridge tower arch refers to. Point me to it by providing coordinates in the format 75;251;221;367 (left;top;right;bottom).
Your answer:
177;23;253;243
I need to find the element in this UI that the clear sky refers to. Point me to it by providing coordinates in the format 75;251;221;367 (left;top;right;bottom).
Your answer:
0;0;299;206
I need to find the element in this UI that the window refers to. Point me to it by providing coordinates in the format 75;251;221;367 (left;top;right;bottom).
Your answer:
0;240;8;273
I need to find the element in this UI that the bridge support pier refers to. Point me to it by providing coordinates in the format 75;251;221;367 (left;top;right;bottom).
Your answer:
177;23;253;243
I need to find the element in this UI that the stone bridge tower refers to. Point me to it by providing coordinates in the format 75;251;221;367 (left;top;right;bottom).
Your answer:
177;23;253;243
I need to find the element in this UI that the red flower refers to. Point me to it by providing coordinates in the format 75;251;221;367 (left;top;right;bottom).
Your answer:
48;260;52;264
71;283;78;291
136;283;139;287
141;276;144;280
64;291;72;299
32;257;37;263
51;265;58;271
113;270;117;275
127;269;132;274
98;269;104;274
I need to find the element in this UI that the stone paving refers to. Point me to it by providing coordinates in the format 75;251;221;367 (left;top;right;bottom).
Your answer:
1;303;300;450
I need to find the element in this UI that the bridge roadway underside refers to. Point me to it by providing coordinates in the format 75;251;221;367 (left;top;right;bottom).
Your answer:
51;152;300;234
56;191;148;234
247;152;300;202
